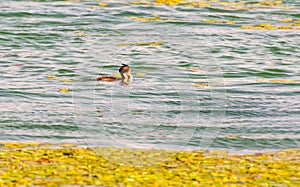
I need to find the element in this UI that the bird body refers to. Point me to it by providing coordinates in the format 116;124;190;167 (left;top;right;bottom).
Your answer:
96;64;133;83
96;76;117;82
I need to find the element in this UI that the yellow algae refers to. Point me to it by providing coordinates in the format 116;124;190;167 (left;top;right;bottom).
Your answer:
269;79;297;83
203;19;216;23
278;18;293;23
209;150;229;155
136;41;163;46
59;143;77;148
75;31;89;37
293;23;300;27
257;79;298;83
128;15;161;22
89;5;98;9
60;79;74;82
282;6;292;10
224;20;237;24
256;0;283;6
19;53;33;57
47;74;57;80
259;23;277;29
184;4;195;8
117;41;163;46
190;1;209;8
215;0;248;10
218;1;245;7
155;0;181;6
117;43;129;46
135;72;147;76
130;0;151;5
59;88;70;93
113;73;122;78
187;67;203;72
150;41;163;46
227;135;240;139
193;83;209;87
98;3;108;6
256;79;269;83
241;23;297;30
0;143;299;186
203;19;237;24
241;25;257;30
277;25;293;30
0;141;39;148
37;143;55;148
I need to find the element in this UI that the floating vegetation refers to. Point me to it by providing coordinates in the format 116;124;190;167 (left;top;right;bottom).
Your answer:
58;88;70;93
153;0;286;8
202;19;238;25
127;15;161;22
98;3;108;7
72;0;296;29
155;0;181;6
193;83;209;87
89;3;108;9
253;0;283;6
187;67;203;73
60;79;74;83
117;41;163;46
135;72;147;76
227;135;240;139
47;74;58;81
256;79;298;83
113;73;122;78
130;0;151;5
0;142;299;186
69;0;291;11
75;30;89;37
241;23;299;30
278;18;293;23
18;53;33;57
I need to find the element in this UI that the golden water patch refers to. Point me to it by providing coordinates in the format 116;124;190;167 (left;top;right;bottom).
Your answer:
203;19;238;24
0;142;299;186
58;88;70;93
75;31;89;37
255;0;283;6
278;18;293;23
135;72;147;76
130;0;151;5
99;3;108;6
60;79;74;82
127;15;161;22
47;74;58;80
241;23;296;30
256;79;298;83
155;0;181;6
187;67;203;73
59;143;77;147
117;41;163;46
193;83;209;87
113;73;121;78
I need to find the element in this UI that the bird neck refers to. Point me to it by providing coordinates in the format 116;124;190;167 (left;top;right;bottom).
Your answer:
121;72;133;83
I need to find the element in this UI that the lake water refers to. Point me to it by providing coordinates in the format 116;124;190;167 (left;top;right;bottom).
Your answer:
0;0;299;153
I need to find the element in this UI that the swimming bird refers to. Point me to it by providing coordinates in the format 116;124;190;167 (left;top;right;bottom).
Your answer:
96;64;133;83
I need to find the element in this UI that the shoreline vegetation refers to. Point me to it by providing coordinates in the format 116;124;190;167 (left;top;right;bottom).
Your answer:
0;142;299;186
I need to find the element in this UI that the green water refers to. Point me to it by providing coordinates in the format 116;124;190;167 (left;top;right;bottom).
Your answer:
0;0;299;152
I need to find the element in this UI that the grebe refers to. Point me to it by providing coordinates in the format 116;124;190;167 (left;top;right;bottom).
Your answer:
96;64;133;83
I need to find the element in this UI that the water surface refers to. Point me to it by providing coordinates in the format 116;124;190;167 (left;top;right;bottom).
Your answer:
1;0;299;152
